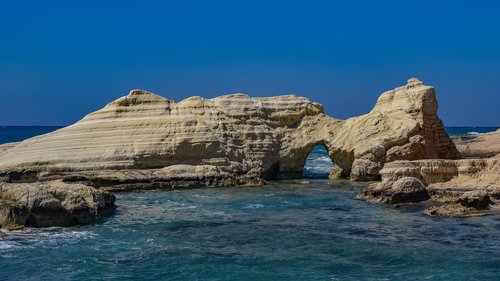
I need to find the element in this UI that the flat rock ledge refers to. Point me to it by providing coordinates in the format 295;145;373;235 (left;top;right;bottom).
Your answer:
0;180;115;229
357;157;500;217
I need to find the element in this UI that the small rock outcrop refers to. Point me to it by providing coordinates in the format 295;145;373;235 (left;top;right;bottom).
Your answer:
424;204;486;217
0;181;115;229
357;177;429;204
359;155;500;217
459;190;492;209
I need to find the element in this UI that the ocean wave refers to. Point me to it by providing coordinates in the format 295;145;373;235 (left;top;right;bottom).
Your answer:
243;204;265;209
0;228;96;252
172;205;198;211
303;151;334;178
467;132;481;135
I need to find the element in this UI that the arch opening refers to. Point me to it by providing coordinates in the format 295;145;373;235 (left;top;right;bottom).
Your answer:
302;144;334;179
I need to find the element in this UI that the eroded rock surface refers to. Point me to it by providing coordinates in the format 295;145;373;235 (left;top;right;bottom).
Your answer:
459;190;493;209
0;181;115;229
359;156;500;217
454;129;500;158
0;78;462;226
0;142;19;154
357;176;429;204
0;78;457;189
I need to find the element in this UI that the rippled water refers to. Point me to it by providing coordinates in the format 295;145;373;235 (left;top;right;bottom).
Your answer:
303;145;334;178
1;127;500;280
1;182;499;280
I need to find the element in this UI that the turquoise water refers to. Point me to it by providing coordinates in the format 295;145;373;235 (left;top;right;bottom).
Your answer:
1;182;499;280
303;145;334;178
1;127;500;280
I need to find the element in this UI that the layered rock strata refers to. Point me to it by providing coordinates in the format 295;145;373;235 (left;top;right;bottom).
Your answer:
358;156;500;217
0;78;457;188
0;78;459;227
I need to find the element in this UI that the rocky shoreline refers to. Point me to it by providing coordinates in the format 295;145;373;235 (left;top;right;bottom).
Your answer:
0;78;497;231
0;181;115;230
357;130;500;217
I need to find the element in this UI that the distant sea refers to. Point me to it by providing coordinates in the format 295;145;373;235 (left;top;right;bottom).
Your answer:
1;126;499;280
445;126;499;136
0;126;63;144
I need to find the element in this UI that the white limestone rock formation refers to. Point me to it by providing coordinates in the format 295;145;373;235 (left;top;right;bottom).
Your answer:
0;78;457;189
0;142;18;154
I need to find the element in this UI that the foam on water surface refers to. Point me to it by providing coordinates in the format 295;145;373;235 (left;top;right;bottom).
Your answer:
1;183;499;280
1;127;499;280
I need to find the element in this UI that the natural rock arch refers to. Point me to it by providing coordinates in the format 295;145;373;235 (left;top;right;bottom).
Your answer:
0;78;458;189
301;144;335;179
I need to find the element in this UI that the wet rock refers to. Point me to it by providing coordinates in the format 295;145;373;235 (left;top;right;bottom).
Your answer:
375;158;500;214
357;177;429;204
0;180;115;228
459;190;492;209
425;203;487;217
0;201;30;230
390;177;430;203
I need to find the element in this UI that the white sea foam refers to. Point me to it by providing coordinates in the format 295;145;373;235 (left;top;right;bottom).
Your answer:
173;205;198;210
0;242;15;250
244;204;265;209
0;229;96;254
210;211;227;216
281;200;299;206
303;153;334;177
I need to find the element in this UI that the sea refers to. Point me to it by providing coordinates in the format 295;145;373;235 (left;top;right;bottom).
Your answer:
0;126;499;280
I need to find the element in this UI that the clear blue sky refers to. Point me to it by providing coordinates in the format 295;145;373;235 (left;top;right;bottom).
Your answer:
1;0;499;126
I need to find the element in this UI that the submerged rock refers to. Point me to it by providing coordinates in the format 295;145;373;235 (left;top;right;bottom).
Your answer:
425;204;488;218
0;181;115;228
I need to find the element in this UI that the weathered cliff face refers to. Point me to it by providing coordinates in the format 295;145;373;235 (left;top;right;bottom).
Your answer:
0;78;457;188
322;78;458;180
